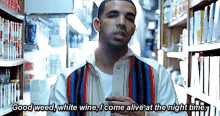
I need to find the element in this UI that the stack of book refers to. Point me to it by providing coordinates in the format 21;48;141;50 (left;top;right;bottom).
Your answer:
0;16;22;60
189;1;220;46
190;53;220;116
0;0;21;13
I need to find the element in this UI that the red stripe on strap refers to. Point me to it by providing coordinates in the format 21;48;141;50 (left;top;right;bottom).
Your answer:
149;66;155;104
128;57;134;98
67;75;71;103
84;64;89;116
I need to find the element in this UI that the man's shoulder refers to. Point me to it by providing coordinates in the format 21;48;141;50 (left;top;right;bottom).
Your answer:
135;55;161;71
61;61;87;79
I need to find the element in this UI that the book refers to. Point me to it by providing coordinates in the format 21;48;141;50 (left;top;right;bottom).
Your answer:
200;102;205;116
194;10;204;45
203;56;210;95
205;105;210;116
194;53;200;90
209;56;219;99
195;99;200;116
202;6;209;43
218;57;220;101
191;97;196;116
207;3;216;42
216;108;220;116
190;17;194;46
180;60;188;87
191;55;195;88
212;1;220;41
209;105;216;116
214;0;220;41
199;57;204;93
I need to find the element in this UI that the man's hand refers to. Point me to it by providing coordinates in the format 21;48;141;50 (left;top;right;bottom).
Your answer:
106;96;145;116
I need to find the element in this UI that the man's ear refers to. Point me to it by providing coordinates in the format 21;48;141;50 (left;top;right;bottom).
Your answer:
134;25;136;33
93;18;100;32
132;25;136;35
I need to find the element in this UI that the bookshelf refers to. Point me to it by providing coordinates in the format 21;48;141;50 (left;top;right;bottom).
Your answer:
0;2;24;22
160;0;220;115
168;13;187;27
186;87;220;108
167;52;186;60
187;42;220;52
0;100;25;116
0;0;25;116
190;0;214;9
0;59;25;67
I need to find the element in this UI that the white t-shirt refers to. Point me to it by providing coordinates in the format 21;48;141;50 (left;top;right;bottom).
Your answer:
96;67;113;116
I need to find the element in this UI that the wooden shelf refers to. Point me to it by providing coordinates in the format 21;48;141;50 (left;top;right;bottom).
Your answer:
187;42;220;52
190;0;214;10
186;87;220;108
168;14;187;27
0;100;24;115
0;2;24;22
167;52;186;60
0;59;26;67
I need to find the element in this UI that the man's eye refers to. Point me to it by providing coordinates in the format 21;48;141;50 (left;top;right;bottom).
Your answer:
127;17;135;22
108;14;117;18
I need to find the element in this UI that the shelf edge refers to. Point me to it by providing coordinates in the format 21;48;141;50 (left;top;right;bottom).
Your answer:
0;59;26;67
186;87;220;108
0;100;23;115
0;2;24;21
168;14;187;27
187;42;220;52
167;52;186;60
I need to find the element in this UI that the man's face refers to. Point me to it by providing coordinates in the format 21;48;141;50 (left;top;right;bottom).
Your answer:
97;1;136;48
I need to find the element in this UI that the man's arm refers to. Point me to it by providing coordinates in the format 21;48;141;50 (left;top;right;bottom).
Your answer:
154;65;188;116
47;74;69;116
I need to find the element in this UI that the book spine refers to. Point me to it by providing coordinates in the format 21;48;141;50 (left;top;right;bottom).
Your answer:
207;3;216;42
212;1;220;41
202;6;209;43
190;17;194;46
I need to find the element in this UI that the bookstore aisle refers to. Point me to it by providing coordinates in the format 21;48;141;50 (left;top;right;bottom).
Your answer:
160;0;220;116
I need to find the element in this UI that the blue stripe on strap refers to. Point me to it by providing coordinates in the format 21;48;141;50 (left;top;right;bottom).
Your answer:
70;72;76;116
80;66;86;116
144;63;151;105
137;60;145;104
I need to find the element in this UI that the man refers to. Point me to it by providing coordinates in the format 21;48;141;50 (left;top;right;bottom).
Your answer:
48;0;187;116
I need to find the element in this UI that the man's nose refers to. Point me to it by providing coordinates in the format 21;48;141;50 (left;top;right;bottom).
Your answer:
117;15;125;25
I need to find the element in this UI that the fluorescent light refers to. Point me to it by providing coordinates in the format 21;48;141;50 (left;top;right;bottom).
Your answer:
156;9;160;14
148;21;156;30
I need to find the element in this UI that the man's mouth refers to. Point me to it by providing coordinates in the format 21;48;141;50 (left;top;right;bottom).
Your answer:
114;31;127;36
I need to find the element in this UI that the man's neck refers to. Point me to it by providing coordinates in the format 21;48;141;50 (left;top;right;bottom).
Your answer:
95;45;128;75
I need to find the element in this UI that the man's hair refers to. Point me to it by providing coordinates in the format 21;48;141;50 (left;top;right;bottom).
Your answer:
97;0;137;19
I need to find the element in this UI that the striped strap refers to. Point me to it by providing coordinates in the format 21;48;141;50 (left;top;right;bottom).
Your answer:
67;64;88;116
128;56;155;105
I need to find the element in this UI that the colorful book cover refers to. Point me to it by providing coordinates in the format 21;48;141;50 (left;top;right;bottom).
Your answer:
194;10;204;45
